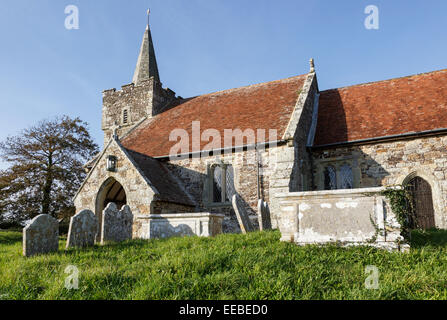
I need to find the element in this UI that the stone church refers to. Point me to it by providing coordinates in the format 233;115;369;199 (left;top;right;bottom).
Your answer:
73;22;447;242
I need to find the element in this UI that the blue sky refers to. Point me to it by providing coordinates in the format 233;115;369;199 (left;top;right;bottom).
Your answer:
0;0;446;168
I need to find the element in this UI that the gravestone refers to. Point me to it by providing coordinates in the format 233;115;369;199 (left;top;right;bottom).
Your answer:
66;209;98;248
264;202;272;229
101;203;133;244
258;200;272;231
232;194;255;234
257;199;263;230
23;214;59;257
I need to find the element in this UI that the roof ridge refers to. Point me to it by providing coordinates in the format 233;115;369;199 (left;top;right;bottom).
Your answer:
122;73;308;142
322;68;447;92
182;74;307;100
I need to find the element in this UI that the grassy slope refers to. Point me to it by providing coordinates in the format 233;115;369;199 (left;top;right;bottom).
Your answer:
0;230;447;300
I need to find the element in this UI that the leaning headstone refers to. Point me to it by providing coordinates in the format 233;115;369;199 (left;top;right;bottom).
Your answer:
66;209;98;248
257;200;272;231
23;214;59;257
232;194;255;233
101;203;133;244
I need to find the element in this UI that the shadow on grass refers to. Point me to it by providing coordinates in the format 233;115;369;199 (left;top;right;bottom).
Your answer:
0;230;22;244
410;228;447;248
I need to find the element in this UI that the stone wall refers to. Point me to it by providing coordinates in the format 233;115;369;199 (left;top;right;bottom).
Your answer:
162;72;320;232
277;187;405;251
164;143;313;232
311;135;447;228
151;201;196;214
102;78;178;146
268;72;319;227
165;148;273;232
73;139;155;238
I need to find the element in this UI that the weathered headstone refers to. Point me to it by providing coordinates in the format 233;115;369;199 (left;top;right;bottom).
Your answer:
23;214;59;257
264;202;272;229
101;203;133;244
257;200;272;231
257;199;263;230
232;194;255;233
66;209;98;248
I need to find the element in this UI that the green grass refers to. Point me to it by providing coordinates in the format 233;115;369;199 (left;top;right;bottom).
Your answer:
1;229;447;300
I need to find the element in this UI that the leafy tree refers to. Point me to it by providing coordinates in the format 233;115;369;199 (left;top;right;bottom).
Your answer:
0;116;99;223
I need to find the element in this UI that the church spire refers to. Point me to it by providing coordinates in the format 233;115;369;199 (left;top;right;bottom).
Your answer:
132;9;160;85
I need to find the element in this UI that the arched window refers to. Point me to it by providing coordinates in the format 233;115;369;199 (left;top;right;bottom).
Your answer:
339;164;353;189
225;165;236;201
211;163;235;203
324;166;336;190
212;165;222;203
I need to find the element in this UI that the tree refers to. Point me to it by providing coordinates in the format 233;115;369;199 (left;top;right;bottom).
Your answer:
0;116;99;223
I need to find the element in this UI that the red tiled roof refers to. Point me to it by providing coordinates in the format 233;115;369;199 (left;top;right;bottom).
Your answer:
314;69;447;146
122;75;306;157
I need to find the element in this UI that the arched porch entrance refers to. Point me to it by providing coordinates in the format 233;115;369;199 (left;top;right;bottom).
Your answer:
95;177;127;240
404;176;436;230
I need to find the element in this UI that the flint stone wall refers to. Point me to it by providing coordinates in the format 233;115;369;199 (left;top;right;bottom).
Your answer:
165;149;271;233
135;212;224;239
23;214;59;257
164;73;318;233
312;135;447;228
66;209;98;248
164;143;303;233
277;187;406;251
73;139;155;239
101;203;133;244
102;78;179;146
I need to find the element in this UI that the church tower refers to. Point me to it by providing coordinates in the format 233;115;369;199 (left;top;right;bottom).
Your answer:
101;11;179;146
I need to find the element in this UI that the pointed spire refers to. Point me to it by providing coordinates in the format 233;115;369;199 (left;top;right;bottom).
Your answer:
132;10;160;85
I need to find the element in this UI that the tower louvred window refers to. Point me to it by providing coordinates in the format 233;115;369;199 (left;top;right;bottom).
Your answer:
123;109;128;124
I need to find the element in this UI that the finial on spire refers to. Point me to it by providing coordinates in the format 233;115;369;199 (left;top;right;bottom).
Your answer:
147;9;150;28
309;58;315;73
132;14;161;85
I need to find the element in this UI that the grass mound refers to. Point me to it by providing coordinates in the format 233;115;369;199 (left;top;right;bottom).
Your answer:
0;229;446;300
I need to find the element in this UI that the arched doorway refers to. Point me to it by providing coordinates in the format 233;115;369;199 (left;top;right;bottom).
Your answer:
95;177;127;240
404;176;435;230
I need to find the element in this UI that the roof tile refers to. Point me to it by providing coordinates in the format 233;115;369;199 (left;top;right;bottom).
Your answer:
314;69;447;146
122;75;306;157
